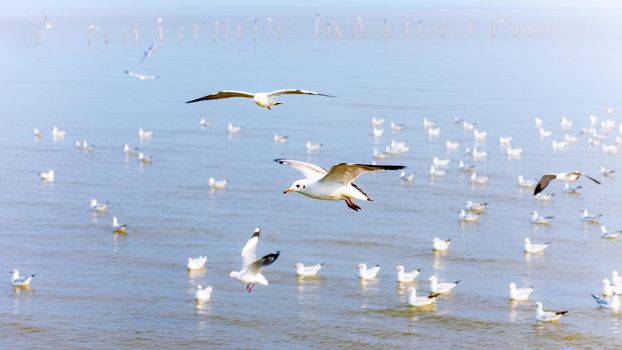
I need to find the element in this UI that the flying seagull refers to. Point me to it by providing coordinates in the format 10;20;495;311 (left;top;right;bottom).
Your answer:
139;42;158;63
274;159;405;211
534;171;600;195
229;227;280;292
186;89;334;109
125;70;159;80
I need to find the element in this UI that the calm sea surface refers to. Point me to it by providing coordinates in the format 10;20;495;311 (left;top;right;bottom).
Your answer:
1;6;622;349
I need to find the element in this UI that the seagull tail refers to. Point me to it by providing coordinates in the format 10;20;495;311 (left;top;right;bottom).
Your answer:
454;280;461;284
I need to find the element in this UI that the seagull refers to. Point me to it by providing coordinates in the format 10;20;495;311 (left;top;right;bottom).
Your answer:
295;263;324;277
509;283;533;301
505;147;523;157
427;127;440;137
400;170;415;182
428;275;459;294
395;265;420;283
531;211;553;225
429;165;446;177
273;134;288;144
563;183;582;194
551;140;568;150
602;279;622;297
195;285;213;304
612;271;622;286
517;175;536;188
534;117;543;128
462;121;475;131
422;118;435;129
33;128;43;138
187;256;208;270
275;159;405;211
534;171;600;195
52;126;66;139
371;117;385;127
407;287;440;307
390;121;404;132
138;152;153;164
186;89;334;109
601;226;621;240
123;144;139;155
305;141;321;152
229;227;280;292
373;149;388;160
10;270;35;287
535;302;568;322
89;199;108;213
357;263;380;280
534;192;554;201
125;70;159;80
199;118;210;128
538;128;553;138
138;128;153;139
208;177;227;189
432;157;450;168
112;217;127;234
432;237;450;252
473;129;487;141
592;294;620;313
581;209;602;224
372;127;384;138
227;123;242;134
560;116;573;129
446;140;460;150
39;170;54;182
139;42;158;63
459;209;480;222
470;172;489;185
465;200;487;213
524;238;549;253
600;166;615;177
458;160;475;173
564;134;579;143
465;147;488;160
499;136;512;146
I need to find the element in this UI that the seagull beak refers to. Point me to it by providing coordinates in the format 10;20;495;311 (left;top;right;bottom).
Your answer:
283;188;294;194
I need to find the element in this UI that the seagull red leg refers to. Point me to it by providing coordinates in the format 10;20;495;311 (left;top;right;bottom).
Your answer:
345;199;362;211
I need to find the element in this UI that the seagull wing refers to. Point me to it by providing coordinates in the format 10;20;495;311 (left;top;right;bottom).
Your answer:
185;91;255;103
581;173;601;184
267;89;335;97
274;158;328;180
534;174;556;195
320;163;405;185
241;229;261;270
248;251;280;273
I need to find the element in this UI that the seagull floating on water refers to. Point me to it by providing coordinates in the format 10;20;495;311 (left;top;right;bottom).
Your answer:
186;89;334;110
446;140;460;150
371;117;385;127
400;170;415;182
432;157;450;168
395;265;420;283
470;172;489;185
581;209;602;224
125;70;159;80
112;217;127;234
195;285;213;304
357;263;380;280
458;160;475;173
535;302;567;322
600;166;615;177
33;128;42;138
199;118;209;128
509;283;533;301
534;192;554;201
89;199;108;213
305;141;321;152
601;226;621;240
275;159;404;211
229;227;280;292
390;121;404;132
429;165;446;177
517;175;536;188
295;263;324;277
429;275;459;294
407;287;440;307
208;177;227;189
534;171;600;195
465;200;487;213
138;152;153;164
432;237;450;252
138;128;153;139
10;270;35;288
39;170;54;182
602;279;622;296
273;134;288;144
524;238;549;253
187;256;208;270
123;144;139;155
531;211;553;225
459;209;480;222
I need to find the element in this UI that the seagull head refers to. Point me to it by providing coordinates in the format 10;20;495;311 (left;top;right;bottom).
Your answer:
283;180;308;194
394;265;404;272
295;263;304;269
356;263;367;270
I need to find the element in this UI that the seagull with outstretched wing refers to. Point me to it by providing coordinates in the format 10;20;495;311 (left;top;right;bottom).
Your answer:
274;158;405;211
534;171;600;196
186;89;334;109
229;227;280;292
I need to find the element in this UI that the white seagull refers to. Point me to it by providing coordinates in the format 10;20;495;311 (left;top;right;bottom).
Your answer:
395;265;420;283
138;152;153;164
89;199;108;213
187;256;208;270
139;42;158;63
499;136;512;146
581;209;602;224
517;175;536;188
39;170;54;182
429;275;459;294
429;165;446;177
432;237;451;252
273;134;288;144
531;211;553;225
112;217;127;234
459;209;480;222
195;285;213;304
602;279;622;297
400;170;415;182
357;263;380;280
305;141;321;152
10;270;35;287
275;159;405;211
600;166;615;177
432;157;450;168
458;160;475;173
372;117;385;127
33;128;43;138
295;263;324;277
186;89;334;110
465;200;487;213
601;226;621;240
199;118;209;128
227;123;242;134
407;287;440;307
138;128;153;139
524;238;549;253
446;140;460;150
534;171;600;195
535;302;568;322
208;177;227;189
229;227;280;292
125;70;159;80
124;144;139;155
470;172;489;185
509;283;533;301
